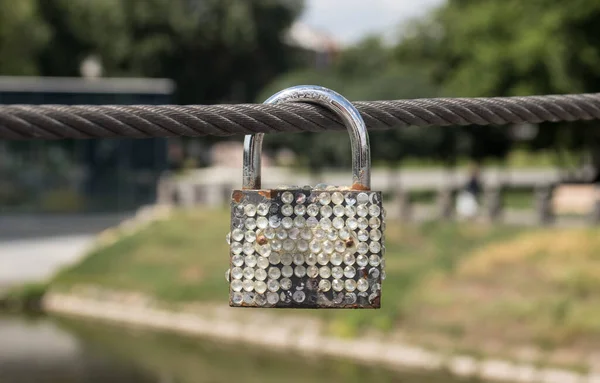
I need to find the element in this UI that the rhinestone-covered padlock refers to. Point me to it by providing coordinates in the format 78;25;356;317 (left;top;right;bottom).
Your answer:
227;85;385;308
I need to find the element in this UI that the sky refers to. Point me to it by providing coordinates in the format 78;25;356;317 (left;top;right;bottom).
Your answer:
300;0;445;45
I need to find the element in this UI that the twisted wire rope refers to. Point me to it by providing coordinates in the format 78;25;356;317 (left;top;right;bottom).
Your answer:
1;93;600;140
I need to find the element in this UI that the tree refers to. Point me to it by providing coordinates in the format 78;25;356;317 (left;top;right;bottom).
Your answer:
397;0;600;176
0;0;49;75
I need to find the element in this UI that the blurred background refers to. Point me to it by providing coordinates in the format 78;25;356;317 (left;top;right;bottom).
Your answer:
1;0;600;382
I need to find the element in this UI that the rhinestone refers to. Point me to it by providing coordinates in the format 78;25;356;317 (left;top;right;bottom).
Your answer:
282;217;293;229
280;253;293;265
369;217;381;229
333;205;345;217
306;217;318;228
332;279;344;292
357;242;368;254
357;230;369;242
281;204;293;216
370;242;381;253
372;282;381;292
382;270;387;280
320;205;333;218
369;205;381;217
245;218;257;230
256;243;270;256
232;291;243;304
257;256;269;269
308;239;321;253
225;268;230;282
232;217;244;229
283;239;295;251
257;203;270;216
317;253;329;265
368;267;380;279
322;241;334;254
234;204;245;217
368;292;379;304
307;265;319;278
356;204;368;217
243;267;255;279
318;192;331;205
276;228;287;240
306;253;317;265
270;239;282;251
345;279;357;292
232;254;244;267
369;254;381;266
245;230;256;243
369;193;381;204
255;268;267;281
294;216;306;228
281;265;293;278
327;229;337;241
357;192;369;204
232;229;244;242
344;194;357;206
280;291;292;303
267;292;279;304
244;255;257;267
338;228;351;240
262;229;275;241
356;254;369;267
343;253;356;265
293;253;305;265
346;217;358;230
243;242;255;255
334;240;345;253
267;279;280;292
330;253;343;265
254;281;268;294
382;208;387;218
332;217;345;229
331;192;344;205
320;217;332;229
319;266;331;278
231;267;243;279
344;265;356;278
269;216;281;228
296;193;306;204
281;191;294;204
381;258;386;269
256;217;269;229
357;278;369;292
294;265;306;277
357;217;369;230
231;242;243;255
270;203;280;215
268;267;281;279
307;204;319;216
280;278;292;290
243;279;254;292
344;205;356;217
370;229;382;241
293;290;306;303
254;293;267;305
315;280;330;293
314;228;326;240
294;204;306;216
301;228;312;240
344;292;357;304
231;279;243;292
244;204;257;217
331;266;344;279
226;232;231;245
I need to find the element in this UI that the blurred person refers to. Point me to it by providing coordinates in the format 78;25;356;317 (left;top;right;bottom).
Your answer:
456;164;482;218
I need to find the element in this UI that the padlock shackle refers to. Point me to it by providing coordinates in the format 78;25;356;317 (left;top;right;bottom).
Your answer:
242;85;371;190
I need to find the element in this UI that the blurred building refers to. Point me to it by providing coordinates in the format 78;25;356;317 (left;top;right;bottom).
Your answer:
286;22;339;69
0;76;174;213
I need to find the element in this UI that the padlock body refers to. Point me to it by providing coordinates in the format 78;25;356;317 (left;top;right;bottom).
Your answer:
229;188;384;308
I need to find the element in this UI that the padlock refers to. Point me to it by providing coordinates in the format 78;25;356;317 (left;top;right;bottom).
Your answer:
226;85;385;308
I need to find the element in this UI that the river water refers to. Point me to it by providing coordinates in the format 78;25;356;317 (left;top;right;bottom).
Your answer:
0;315;479;383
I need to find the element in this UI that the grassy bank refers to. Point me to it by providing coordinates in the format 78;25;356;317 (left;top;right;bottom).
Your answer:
49;208;600;363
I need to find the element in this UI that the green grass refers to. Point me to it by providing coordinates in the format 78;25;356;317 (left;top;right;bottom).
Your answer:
51;208;600;357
